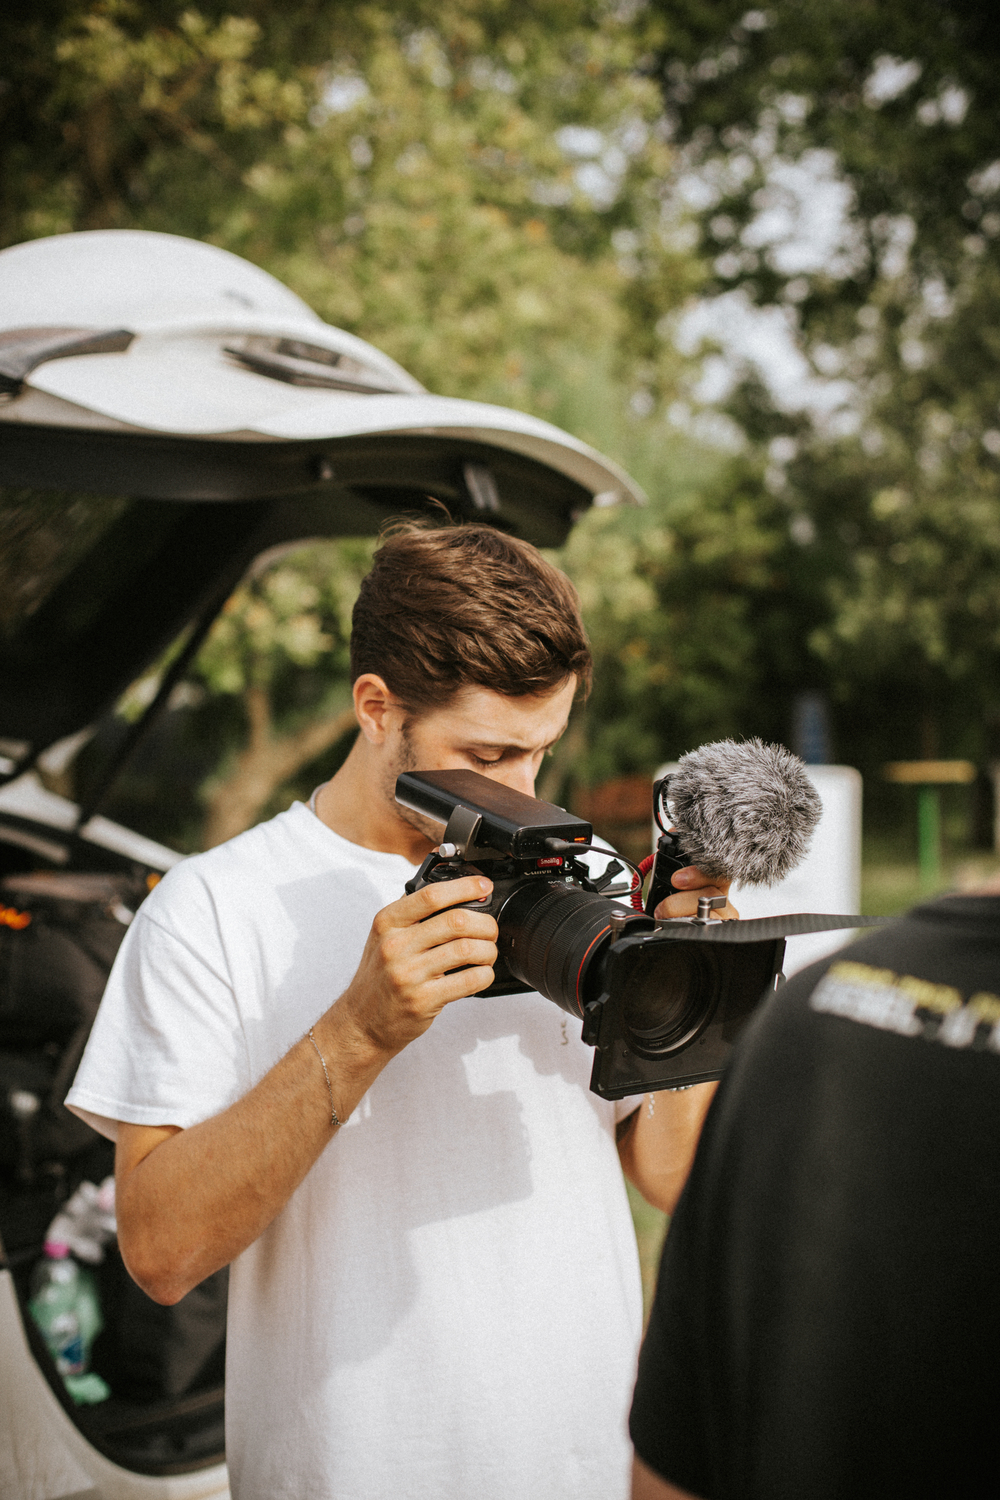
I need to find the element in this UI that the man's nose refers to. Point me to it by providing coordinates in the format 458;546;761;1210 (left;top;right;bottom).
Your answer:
491;760;537;798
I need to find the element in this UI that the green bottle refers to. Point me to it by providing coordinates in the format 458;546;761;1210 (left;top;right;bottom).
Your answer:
29;1239;110;1404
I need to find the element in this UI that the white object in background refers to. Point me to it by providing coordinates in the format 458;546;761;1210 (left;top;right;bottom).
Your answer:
655;763;863;978
732;765;862;976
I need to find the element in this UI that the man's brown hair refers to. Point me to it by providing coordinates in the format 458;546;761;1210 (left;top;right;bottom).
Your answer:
350;522;592;712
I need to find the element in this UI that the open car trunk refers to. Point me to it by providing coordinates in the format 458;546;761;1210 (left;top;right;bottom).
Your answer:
0;448;597;776
0;858;230;1489
0;229;642;1496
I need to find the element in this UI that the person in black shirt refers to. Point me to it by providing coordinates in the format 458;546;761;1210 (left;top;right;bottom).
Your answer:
629;885;1000;1500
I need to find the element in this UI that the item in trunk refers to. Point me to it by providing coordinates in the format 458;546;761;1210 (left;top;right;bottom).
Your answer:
29;1238;110;1403
0;871;145;1181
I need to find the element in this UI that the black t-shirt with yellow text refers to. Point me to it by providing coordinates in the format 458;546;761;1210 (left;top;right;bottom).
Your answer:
630;895;1000;1500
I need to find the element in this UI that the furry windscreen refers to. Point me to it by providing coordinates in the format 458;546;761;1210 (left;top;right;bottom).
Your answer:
667;739;823;887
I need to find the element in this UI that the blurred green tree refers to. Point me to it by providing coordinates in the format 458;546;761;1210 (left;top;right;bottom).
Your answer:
7;2;721;844
643;0;1000;776
1;2;697;408
563;446;808;784
193;540;373;847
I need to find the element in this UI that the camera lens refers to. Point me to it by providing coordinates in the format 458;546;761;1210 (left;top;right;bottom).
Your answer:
620;945;719;1057
496;880;634;1017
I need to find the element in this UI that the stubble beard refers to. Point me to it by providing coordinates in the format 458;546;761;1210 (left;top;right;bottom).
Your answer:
383;715;443;849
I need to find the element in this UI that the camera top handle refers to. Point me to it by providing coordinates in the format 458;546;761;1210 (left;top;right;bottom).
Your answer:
644;775;692;917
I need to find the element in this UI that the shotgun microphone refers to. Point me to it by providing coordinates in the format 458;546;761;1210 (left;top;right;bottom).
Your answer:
645;739;823;915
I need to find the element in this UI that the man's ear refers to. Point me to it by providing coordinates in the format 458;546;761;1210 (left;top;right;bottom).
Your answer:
353;674;404;744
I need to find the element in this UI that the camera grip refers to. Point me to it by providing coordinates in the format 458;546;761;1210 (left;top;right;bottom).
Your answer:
643;831;693;917
405;851;491;908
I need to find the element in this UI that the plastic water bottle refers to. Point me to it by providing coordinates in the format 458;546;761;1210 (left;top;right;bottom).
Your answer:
29;1239;110;1404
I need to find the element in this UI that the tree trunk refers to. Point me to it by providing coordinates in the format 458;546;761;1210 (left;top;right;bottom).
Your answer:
201;686;356;849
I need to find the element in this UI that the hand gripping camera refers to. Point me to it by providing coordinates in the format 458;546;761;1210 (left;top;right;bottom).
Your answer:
397;751;883;1098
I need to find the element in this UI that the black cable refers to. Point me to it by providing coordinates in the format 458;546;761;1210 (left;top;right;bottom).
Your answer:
542;838;645;888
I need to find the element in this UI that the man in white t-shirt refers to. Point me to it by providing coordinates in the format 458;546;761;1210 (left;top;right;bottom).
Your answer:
68;523;730;1500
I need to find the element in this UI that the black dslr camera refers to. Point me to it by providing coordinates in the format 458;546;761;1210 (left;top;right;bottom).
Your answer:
397;769;872;1098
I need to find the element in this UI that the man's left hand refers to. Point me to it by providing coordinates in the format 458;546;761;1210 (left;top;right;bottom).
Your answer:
654;865;738;921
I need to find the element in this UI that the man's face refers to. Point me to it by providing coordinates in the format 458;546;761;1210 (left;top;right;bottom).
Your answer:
386;678;577;845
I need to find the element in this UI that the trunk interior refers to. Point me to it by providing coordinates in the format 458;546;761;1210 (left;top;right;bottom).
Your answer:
0;832;228;1475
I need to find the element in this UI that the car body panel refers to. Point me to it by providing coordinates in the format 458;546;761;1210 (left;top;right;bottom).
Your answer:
1;1269;229;1500
0;230;641;774
0;774;182;871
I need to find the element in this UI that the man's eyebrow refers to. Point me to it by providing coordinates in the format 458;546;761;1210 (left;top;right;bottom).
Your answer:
465;729;568;753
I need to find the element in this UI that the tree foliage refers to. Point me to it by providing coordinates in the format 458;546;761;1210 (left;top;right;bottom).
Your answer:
6;2;716;843
14;2;998;847
193;541;373;846
2;2;697;409
643;0;1000;769
559;428;828;786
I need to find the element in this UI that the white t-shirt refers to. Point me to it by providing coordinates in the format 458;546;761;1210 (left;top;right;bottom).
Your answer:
68;800;643;1500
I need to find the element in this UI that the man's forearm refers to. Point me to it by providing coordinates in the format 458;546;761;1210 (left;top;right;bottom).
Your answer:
116;872;499;1304
116;1001;393;1304
632;1455;703;1500
617;1082;717;1216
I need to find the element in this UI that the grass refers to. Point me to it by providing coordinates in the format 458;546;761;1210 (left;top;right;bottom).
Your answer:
862;843;1000;916
627;1181;669;1325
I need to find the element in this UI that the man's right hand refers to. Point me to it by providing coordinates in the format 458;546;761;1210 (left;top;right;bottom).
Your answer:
334;876;498;1056
115;877;497;1306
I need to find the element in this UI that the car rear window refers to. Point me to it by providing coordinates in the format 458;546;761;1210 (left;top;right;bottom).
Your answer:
0;488;131;644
